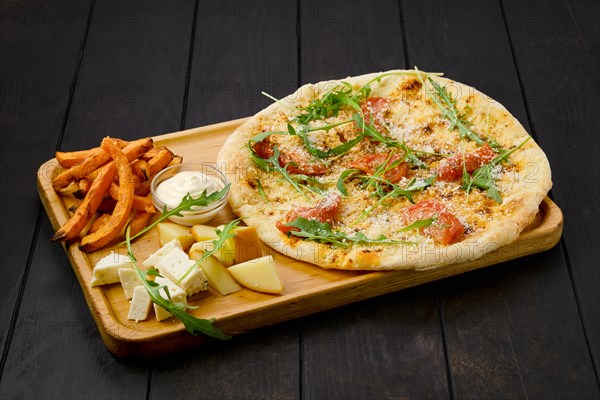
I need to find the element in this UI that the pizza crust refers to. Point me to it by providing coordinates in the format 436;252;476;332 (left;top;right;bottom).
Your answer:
217;70;552;271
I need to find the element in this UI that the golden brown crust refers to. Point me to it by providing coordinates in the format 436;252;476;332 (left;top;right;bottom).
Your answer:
217;70;552;271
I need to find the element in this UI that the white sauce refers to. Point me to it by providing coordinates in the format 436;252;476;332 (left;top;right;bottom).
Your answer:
155;171;221;208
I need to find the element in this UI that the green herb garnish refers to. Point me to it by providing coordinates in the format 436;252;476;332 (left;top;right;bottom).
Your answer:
337;169;361;196
462;137;531;203
176;219;240;283
397;217;437;232
353;175;436;225
285;217;410;248
124;227;230;339
123;185;230;244
256;179;268;202
248;143;308;199
413;67;484;144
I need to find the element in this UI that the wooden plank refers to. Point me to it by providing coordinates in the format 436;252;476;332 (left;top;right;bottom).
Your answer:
0;1;194;398
567;0;600;50
150;327;299;400
301;288;449;399
402;0;599;397
298;1;450;398
149;1;301;398
184;0;299;127
0;0;91;362
503;0;600;385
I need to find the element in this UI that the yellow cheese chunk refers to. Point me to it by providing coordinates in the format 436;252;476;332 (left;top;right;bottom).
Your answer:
189;250;241;296
228;255;283;294
157;222;194;251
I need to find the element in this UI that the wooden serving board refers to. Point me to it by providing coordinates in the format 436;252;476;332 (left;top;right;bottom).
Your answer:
37;117;563;358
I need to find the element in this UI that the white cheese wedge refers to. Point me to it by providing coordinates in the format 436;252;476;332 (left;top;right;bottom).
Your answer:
153;276;187;322
142;239;182;267
127;286;151;322
118;268;142;300
228;255;283;294
91;252;133;287
155;247;208;296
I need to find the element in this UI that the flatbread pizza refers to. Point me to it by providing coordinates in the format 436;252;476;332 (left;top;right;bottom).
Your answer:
217;69;552;270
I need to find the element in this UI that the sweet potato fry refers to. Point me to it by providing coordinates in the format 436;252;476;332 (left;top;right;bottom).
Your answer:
135;181;151;197
52;147;112;191
131;159;149;181
141;147;160;161
73;178;91;199
56;149;96;168
88;213;110;235
55;140;128;168
147;147;173;176
68;201;81;214
51;162;116;242
82;137;153;183
80;138;135;252
79;213;99;238
128;211;153;237
109;183;155;213
167;155;183;167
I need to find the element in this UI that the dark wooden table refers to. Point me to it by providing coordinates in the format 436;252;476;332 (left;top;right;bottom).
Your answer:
1;1;598;398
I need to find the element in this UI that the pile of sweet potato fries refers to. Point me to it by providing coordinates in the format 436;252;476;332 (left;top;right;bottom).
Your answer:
51;137;181;252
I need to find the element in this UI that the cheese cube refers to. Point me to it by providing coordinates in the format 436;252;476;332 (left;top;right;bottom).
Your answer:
118;268;142;300
91;252;133;286
155;247;208;296
153;276;187;322
142;239;182;267
127;286;152;322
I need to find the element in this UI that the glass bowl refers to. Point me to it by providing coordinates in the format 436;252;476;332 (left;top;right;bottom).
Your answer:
150;163;230;226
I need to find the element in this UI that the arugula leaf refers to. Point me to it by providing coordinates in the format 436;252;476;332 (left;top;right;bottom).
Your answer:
124;184;230;244
397;217;437;232
425;77;485;144
462;137;531;203
289;124;328;159
326;132;367;157
353;175;436;225
294;82;363;125
249;130;287;144
124;227;231;339
248;143;308;198
337;169;360;196
286;217;411;248
256;179;268;202
290;120;361;159
176;219;240;283
294;70;443;127
353;113;389;144
268;146;309;198
292;174;328;196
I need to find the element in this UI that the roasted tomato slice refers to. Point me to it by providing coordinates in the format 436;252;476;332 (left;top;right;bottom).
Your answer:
401;199;465;245
252;138;326;176
278;149;328;175
438;144;496;181
252;138;274;159
276;192;342;234
361;97;390;131
351;153;408;184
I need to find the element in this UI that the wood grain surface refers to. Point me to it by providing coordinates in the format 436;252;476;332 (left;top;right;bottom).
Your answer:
1;0;598;398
